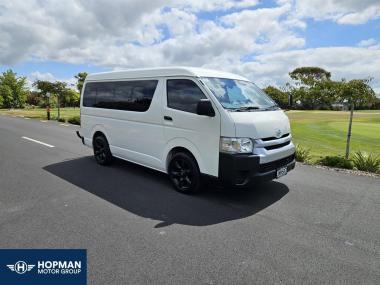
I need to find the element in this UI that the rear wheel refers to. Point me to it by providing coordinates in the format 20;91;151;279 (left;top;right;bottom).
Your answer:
93;135;113;165
168;152;201;194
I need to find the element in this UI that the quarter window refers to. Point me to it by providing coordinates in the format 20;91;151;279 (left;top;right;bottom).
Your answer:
167;79;207;113
83;80;158;112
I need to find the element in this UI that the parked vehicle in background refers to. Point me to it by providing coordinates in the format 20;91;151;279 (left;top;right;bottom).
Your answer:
77;67;295;193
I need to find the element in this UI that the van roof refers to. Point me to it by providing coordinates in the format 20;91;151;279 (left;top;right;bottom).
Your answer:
86;66;249;81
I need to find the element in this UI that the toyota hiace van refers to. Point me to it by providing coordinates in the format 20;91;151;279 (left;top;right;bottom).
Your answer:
77;67;295;193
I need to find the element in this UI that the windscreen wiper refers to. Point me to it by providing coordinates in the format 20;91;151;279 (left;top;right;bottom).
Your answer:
262;105;279;111
228;106;260;112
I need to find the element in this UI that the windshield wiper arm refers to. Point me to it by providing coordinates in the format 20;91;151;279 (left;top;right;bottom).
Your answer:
262;105;279;110
228;106;260;111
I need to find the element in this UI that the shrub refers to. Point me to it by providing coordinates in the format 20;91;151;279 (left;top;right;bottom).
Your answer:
295;144;311;162
352;151;380;173
318;156;353;169
68;116;80;125
57;117;66;123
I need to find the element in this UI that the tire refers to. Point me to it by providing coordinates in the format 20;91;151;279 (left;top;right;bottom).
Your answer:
93;135;113;165
168;152;201;194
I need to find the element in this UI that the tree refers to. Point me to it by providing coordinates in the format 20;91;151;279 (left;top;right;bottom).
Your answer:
33;80;70;118
75;72;87;94
0;69;27;108
52;81;68;120
62;89;80;107
33;80;56;108
263;86;288;108
337;79;376;159
33;80;55;95
26;91;43;106
289;67;331;86
288;67;335;109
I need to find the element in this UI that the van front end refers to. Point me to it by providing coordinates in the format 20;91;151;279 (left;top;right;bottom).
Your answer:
199;76;296;188
218;134;295;187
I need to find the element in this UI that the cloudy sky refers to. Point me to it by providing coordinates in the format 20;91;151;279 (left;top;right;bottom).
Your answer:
0;0;380;92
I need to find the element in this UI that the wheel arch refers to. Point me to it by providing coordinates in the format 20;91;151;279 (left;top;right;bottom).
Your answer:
164;139;204;174
90;125;111;145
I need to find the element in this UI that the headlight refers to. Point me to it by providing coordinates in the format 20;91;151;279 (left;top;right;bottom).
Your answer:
220;137;253;154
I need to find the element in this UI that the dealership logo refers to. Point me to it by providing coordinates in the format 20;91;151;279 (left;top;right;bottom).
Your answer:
1;249;86;285
6;261;35;274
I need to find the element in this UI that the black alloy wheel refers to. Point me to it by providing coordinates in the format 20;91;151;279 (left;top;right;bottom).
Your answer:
168;152;201;194
93;135;113;165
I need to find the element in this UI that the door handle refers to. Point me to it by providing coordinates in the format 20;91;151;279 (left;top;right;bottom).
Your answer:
164;116;173;121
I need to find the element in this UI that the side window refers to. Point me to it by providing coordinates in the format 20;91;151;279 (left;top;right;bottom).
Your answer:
94;82;114;109
82;80;158;112
167;79;207;113
83;83;96;107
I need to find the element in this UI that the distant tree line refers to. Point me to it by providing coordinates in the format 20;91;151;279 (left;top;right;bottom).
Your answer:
0;67;378;110
264;66;379;110
263;66;378;159
0;69;87;109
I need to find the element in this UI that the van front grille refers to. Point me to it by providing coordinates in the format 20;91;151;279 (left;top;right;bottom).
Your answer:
259;154;295;173
261;133;289;141
264;141;290;150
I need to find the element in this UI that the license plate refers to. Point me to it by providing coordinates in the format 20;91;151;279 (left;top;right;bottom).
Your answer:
276;167;287;178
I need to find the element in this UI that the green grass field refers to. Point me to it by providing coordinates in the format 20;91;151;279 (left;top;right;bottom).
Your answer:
0;107;79;121
1;108;379;161
287;110;380;161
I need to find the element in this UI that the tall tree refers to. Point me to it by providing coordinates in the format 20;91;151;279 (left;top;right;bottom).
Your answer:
0;69;28;108
289;67;331;86
337;79;376;159
75;72;88;94
33;80;55;95
289;67;334;109
33;80;56;108
33;80;70;118
52;81;68;120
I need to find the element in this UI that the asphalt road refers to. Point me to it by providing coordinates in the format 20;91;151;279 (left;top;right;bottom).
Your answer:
0;114;379;285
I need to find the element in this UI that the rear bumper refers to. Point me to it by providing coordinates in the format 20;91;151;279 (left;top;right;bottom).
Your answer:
218;152;295;187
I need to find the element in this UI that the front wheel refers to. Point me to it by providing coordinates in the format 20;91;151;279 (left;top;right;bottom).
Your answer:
93;135;113;165
168;152;201;194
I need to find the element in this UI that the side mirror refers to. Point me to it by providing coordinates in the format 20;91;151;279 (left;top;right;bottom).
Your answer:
197;99;215;117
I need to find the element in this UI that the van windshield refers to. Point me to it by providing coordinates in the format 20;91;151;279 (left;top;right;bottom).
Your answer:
201;77;278;111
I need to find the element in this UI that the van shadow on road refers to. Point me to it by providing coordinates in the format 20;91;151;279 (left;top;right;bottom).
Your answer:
44;156;289;227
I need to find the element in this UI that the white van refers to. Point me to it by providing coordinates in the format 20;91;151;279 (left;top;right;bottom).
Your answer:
77;67;295;193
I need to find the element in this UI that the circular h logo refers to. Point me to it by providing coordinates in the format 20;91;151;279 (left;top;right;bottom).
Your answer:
14;261;28;274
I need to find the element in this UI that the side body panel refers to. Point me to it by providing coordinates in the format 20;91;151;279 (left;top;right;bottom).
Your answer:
162;77;221;176
80;78;166;172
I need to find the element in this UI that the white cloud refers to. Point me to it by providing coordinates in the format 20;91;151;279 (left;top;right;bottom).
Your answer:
235;46;380;92
294;0;380;24
29;71;57;82
173;0;259;11
358;38;378;47
27;71;76;90
1;0;380;93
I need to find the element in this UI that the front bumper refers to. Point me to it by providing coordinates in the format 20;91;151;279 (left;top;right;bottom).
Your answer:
218;152;295;187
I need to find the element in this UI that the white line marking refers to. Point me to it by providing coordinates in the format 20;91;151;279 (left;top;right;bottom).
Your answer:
21;136;55;148
24;117;30;120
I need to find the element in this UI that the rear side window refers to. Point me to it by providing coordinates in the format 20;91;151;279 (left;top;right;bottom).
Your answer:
83;80;158;112
167;79;207;113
